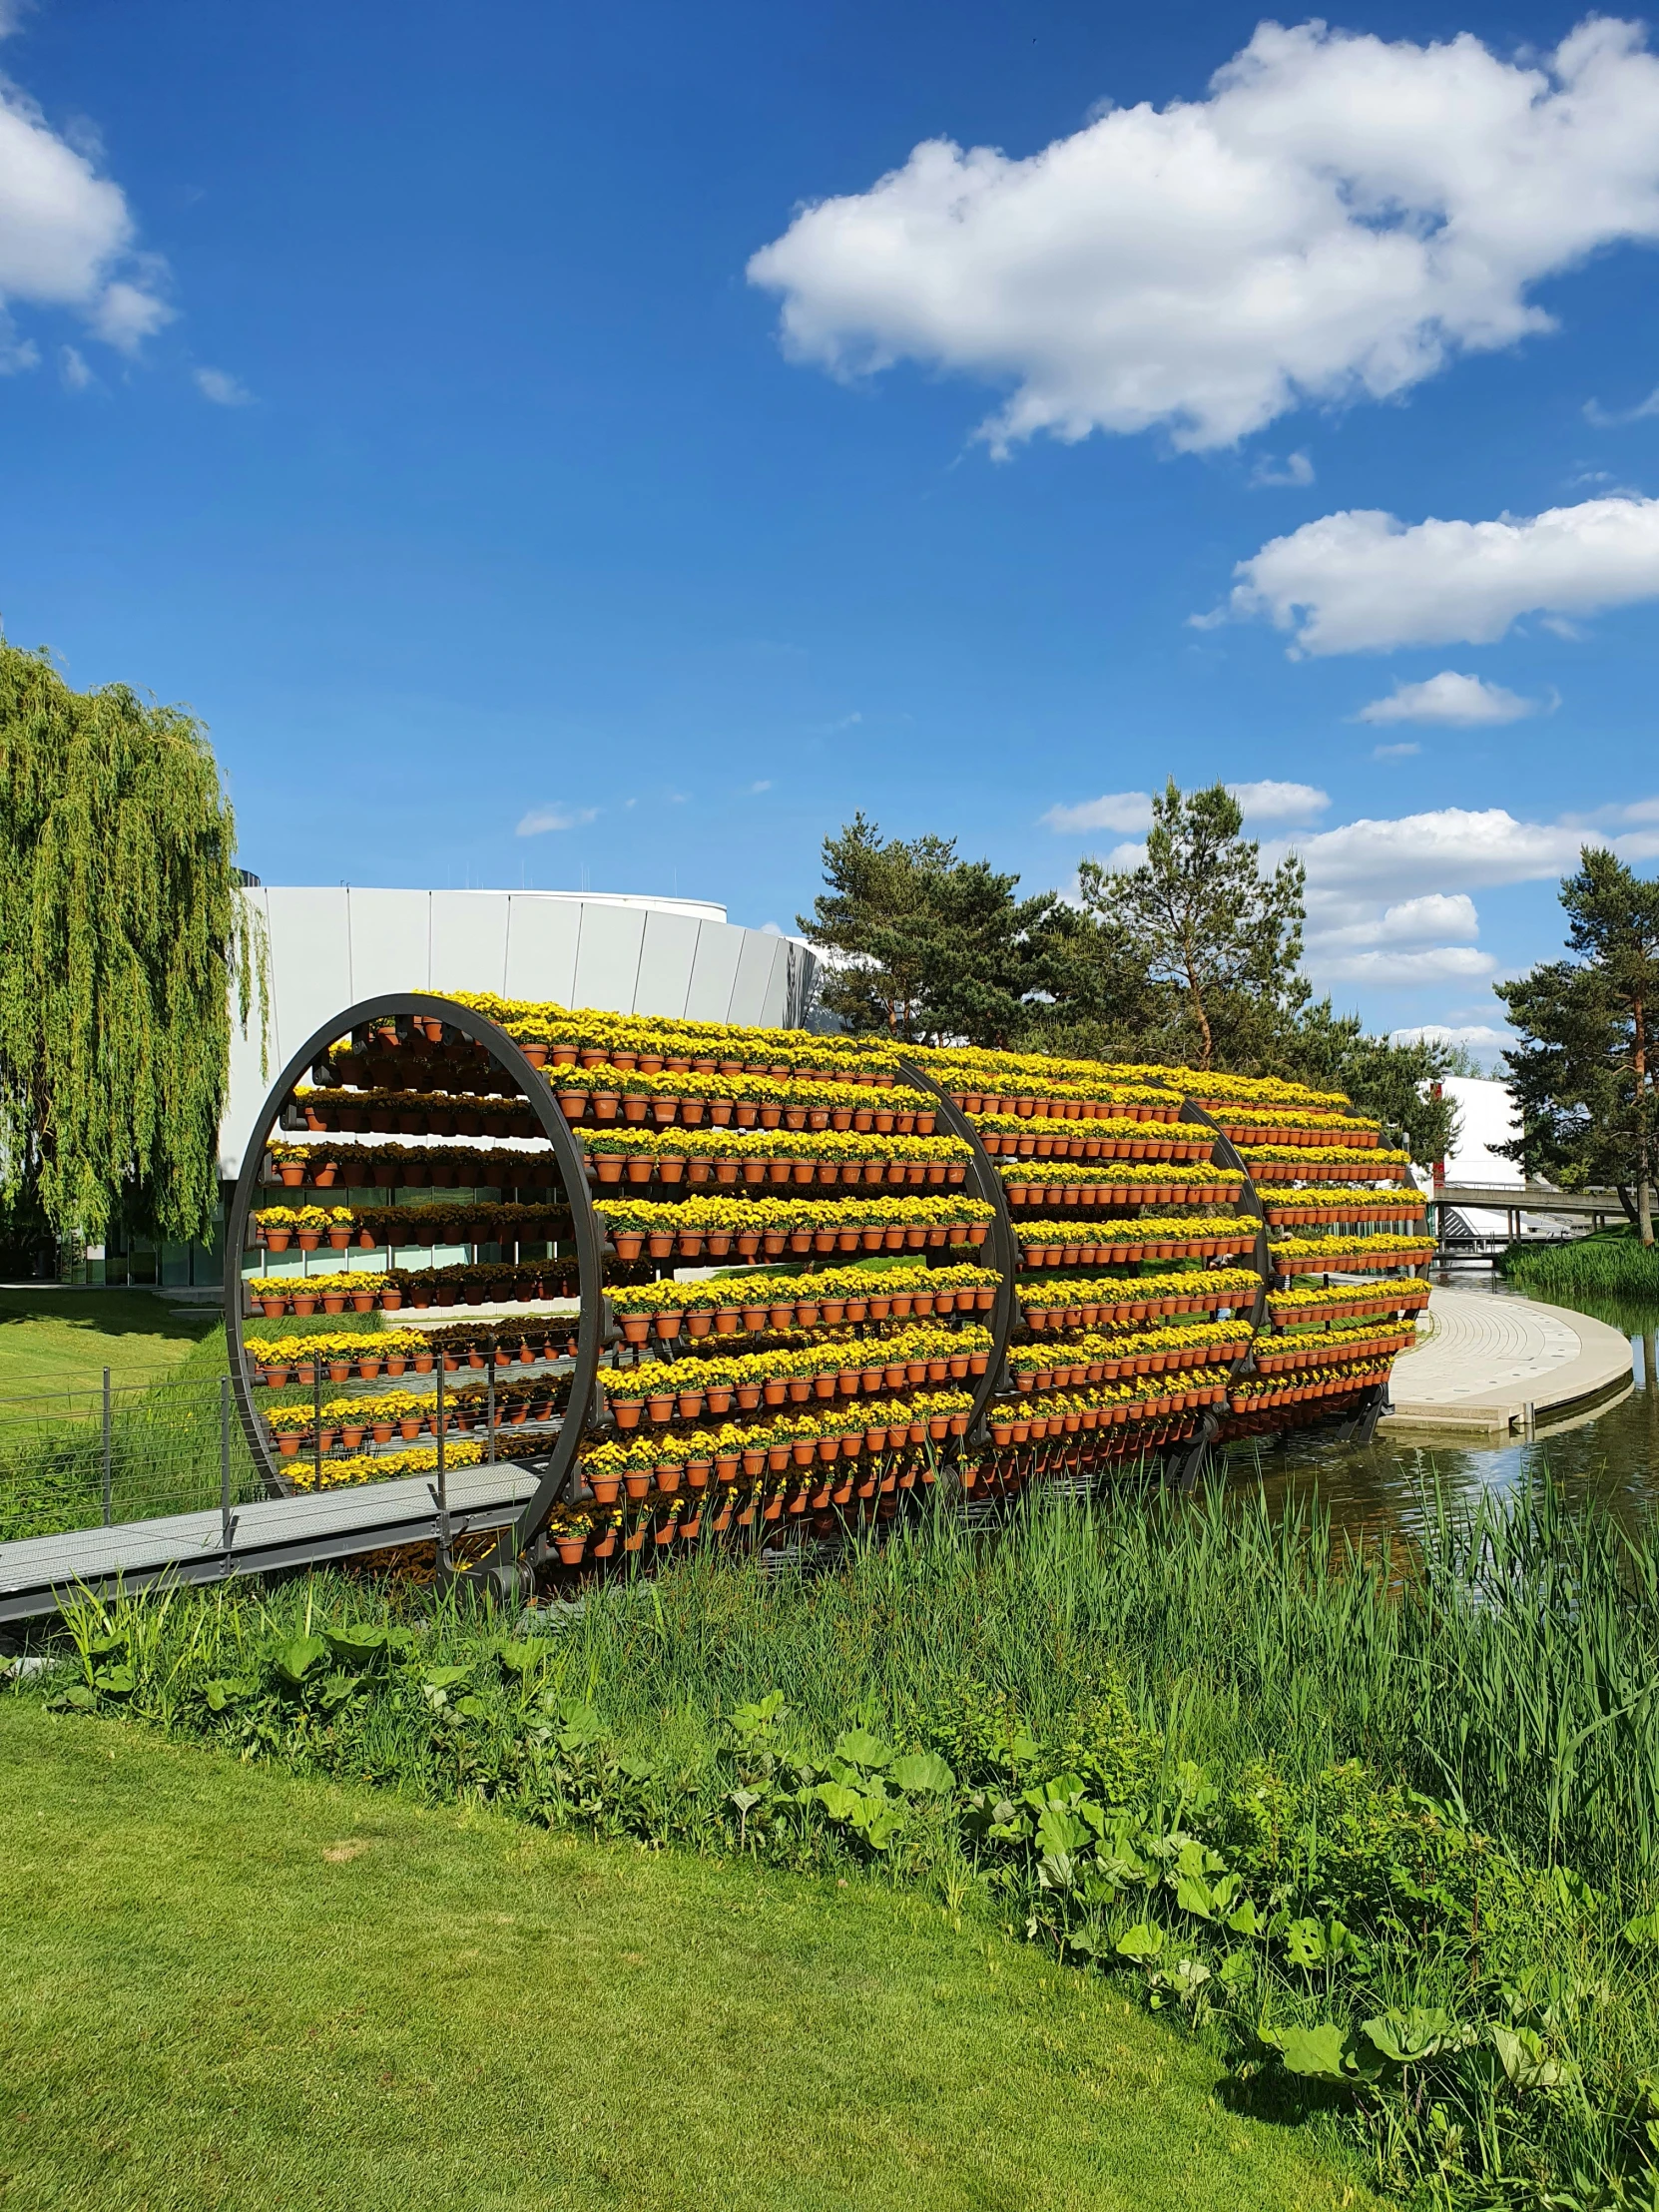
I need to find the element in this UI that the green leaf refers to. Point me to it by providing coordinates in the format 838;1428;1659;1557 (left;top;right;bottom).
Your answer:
815;1780;865;1823
202;1677;250;1713
1269;2022;1350;2083
54;1683;98;1711
1114;1922;1165;1962
453;1695;489;1720
888;1751;954;1795
832;1729;892;1771
422;1665;472;1691
1622;1909;1659;1947
496;1641;547;1680
324;1625;390;1673
1491;2023;1571;2093
1225;1898;1262;1938
1360;2009;1474;2066
273;1635;329;1689
92;1664;135;1698
1174;1873;1215;1920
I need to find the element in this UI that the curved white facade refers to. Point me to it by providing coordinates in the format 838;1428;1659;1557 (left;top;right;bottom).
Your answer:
222;885;818;1176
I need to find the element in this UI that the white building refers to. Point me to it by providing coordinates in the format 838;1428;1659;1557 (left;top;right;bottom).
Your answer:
91;885;818;1289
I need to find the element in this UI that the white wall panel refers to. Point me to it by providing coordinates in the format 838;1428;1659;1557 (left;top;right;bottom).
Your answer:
634;909;701;1016
218;885;818;1170
502;894;581;1003
347;888;432;1002
430;892;510;997
683;921;746;1021
573;901;648;1010
729;927;781;1025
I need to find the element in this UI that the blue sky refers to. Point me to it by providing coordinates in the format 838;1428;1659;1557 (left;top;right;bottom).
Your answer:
6;1;1659;1054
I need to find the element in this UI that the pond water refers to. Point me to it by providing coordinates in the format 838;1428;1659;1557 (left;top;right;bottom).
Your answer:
1225;1273;1659;1544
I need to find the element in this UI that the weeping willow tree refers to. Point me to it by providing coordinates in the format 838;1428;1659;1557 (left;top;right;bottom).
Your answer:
0;643;267;1250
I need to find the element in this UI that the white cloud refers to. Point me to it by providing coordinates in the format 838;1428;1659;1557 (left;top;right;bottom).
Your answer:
1319;892;1481;947
1282;806;1638;903
1390;1021;1510;1059
193;366;253;406
58;341;89;388
1357;671;1539;726
1251;450;1315;488
0;72;170;359
1317;944;1496;983
1373;741;1421;760
749;18;1659;454
1227;778;1328;821
1041;791;1153;834
515;806;598;836
1222;494;1659;654
1584;387;1659;426
748;779;773;795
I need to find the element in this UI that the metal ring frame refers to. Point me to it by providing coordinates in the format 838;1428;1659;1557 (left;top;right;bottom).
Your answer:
225;993;606;1552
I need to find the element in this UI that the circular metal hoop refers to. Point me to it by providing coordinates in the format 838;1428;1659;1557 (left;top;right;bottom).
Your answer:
224;992;605;1551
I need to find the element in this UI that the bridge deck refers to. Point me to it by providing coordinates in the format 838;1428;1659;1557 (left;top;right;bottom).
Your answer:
1382;1286;1632;1437
0;1460;539;1624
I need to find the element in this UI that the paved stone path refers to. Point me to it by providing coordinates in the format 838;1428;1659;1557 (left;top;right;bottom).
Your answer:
1383;1284;1632;1435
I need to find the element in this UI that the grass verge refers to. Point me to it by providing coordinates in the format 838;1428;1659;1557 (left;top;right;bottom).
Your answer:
1501;1226;1659;1299
0;1700;1373;2212
0;1287;217;1397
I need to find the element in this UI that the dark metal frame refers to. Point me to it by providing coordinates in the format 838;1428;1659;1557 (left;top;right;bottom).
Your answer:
896;1061;1018;1444
224;992;605;1562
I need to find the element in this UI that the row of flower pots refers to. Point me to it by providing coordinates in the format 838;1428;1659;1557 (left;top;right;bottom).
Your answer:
1000;1174;1244;1209
1015;1221;1259;1268
263;1143;554;1191
1252;1327;1416;1375
548;1069;938;1127
987;1376;1233;1443
1265;1283;1431;1324
1008;1328;1253;1387
1230;1357;1394;1409
247;1326;570;1386
1261;1199;1426;1228
1239;1152;1412;1182
1271;1238;1436;1276
607;1264;999;1341
590;1153;967;1190
606;1336;993;1426
970;1120;1213;1162
1017;1267;1262;1329
254;1202;566;1251
293;1089;542;1139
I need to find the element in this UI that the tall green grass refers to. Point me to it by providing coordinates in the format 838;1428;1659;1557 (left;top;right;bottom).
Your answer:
1503;1225;1659;1298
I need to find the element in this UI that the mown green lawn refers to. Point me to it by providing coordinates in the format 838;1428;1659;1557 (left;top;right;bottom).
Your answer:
0;1288;218;1400
0;1703;1376;2212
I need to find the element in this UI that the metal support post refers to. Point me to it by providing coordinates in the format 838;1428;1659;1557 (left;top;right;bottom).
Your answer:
486;1334;496;1466
220;1376;237;1555
434;1361;450;1573
312;1366;322;1487
101;1369;112;1526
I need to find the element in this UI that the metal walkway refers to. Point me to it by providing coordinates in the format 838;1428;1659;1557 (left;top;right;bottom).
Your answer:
0;1460;541;1625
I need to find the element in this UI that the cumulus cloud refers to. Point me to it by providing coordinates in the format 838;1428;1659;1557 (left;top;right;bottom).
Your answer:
194;366;253;406
1373;741;1421;760
1317;892;1481;948
1227;779;1328;821
1251;450;1316;488
0;69;170;362
515;806;599;836
1221;494;1659;654
749;18;1659;453
1390;1021;1509;1055
1317;944;1496;983
1040;792;1154;834
58;341;89;388
1357;671;1540;726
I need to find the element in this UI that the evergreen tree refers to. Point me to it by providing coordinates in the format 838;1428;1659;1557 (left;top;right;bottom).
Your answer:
798;815;1071;1046
0;644;267;1249
1496;847;1659;1245
1075;781;1308;1071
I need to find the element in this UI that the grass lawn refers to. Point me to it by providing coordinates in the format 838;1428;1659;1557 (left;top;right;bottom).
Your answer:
0;1289;219;1400
0;1703;1376;2212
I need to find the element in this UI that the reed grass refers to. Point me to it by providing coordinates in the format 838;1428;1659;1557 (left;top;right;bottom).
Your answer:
1503;1226;1659;1298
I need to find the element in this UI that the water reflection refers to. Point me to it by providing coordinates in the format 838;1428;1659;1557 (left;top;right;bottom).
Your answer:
1221;1273;1659;1545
